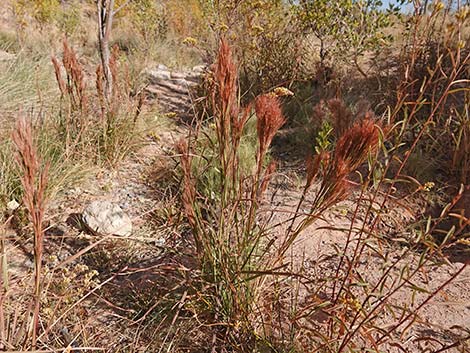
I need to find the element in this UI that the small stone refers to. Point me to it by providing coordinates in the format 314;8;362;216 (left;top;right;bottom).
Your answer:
82;200;132;236
0;50;15;62
7;199;19;211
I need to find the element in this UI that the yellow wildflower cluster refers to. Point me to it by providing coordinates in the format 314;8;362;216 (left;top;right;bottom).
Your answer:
423;181;435;192
182;37;198;46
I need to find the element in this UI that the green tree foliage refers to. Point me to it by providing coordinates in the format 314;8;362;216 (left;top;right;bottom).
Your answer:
201;0;306;92
13;0;60;27
296;0;398;75
113;0;167;40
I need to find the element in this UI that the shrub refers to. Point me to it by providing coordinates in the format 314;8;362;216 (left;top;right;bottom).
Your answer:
398;3;470;186
296;0;399;75
13;0;61;26
56;0;82;36
115;0;167;41
173;22;470;349
201;0;307;94
165;0;205;39
176;39;401;351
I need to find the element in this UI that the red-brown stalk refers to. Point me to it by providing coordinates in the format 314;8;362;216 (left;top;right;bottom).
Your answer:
12;116;49;348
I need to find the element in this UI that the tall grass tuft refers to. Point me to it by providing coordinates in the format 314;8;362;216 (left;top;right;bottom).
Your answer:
177;23;470;350
177;38;386;350
179;39;288;348
51;38;148;166
11;116;49;347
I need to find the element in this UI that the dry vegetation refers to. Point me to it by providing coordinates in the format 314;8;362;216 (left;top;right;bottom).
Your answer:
0;0;469;352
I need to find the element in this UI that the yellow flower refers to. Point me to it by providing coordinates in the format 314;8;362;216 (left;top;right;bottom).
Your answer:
455;5;469;22
219;23;229;32
165;112;177;118
74;263;89;273
434;2;445;12
456;238;470;246
423;181;435;192
182;37;198;46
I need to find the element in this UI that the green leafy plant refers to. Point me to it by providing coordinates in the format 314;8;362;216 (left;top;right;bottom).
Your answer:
296;0;399;76
13;0;61;26
56;0;82;36
201;0;306;93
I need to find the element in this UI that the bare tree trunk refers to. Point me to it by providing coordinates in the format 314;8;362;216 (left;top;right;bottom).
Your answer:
97;0;115;102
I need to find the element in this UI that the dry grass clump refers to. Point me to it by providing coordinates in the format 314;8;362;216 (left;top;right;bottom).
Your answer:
175;39;392;352
177;39;288;350
11;116;49;347
0;52;56;116
50;38;148;165
0;19;156;353
396;3;470;186
171;21;470;349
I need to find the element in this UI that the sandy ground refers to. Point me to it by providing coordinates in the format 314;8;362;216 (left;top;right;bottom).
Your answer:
262;177;470;352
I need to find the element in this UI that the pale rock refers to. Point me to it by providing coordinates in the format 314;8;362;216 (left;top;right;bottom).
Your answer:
0;50;15;62
170;72;186;79
185;73;202;83
7;199;19;211
147;68;171;82
82;200;132;236
192;65;206;73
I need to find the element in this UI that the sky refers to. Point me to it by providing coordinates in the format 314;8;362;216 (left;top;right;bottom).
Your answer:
381;0;470;11
380;0;413;11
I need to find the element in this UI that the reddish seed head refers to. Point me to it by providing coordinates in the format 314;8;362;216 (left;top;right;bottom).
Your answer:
214;38;238;120
255;94;286;157
306;151;330;189
327;98;353;138
335;118;381;172
307;117;383;207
